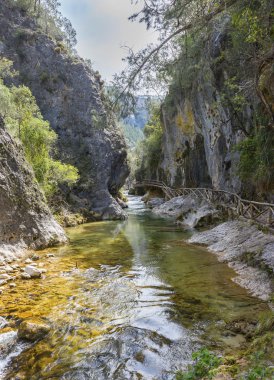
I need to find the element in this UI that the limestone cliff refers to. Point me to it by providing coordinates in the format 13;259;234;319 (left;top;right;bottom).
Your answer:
149;17;273;200
0;0;129;220
0;118;67;262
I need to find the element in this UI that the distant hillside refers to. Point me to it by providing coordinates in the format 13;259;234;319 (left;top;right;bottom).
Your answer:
123;95;160;130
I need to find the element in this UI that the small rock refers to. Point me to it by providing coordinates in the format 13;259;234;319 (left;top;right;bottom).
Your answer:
25;259;32;264
4;265;14;273
46;253;55;258
9;283;16;288
0;331;17;356
24;266;42;278
0;274;12;281
21;273;31;280
40;269;47;274
31;254;40;261
18;320;51;341
0;317;8;328
0;280;7;286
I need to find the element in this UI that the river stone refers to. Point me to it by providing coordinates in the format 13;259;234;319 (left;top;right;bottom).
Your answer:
21;273;31;280
18;320;51;341
0;331;17;356
147;198;165;209
0;273;12;281
24;265;42;278
0;316;8;328
31;254;40;261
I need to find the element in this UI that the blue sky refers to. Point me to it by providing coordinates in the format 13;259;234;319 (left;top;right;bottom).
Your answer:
59;0;157;83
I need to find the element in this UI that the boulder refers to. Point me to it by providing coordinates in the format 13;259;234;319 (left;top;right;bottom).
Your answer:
18;320;50;341
147;198;165;209
24;265;42;278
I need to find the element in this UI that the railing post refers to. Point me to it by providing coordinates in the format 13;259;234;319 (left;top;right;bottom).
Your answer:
250;204;253;219
268;208;273;225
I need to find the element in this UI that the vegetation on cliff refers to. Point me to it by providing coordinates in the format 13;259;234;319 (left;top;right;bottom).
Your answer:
116;0;274;199
0;57;79;198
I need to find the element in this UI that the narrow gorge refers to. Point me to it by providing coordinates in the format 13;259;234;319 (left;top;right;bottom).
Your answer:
0;0;273;379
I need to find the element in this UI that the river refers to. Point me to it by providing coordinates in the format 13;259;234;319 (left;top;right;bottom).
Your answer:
0;195;268;379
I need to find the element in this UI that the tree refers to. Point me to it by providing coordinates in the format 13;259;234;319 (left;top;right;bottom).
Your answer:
0;58;79;198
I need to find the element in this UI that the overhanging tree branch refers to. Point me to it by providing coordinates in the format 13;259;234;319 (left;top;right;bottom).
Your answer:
112;0;239;108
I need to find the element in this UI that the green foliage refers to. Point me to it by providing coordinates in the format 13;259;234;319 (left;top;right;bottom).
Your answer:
237;126;274;192
243;366;274;380
176;348;222;380
0;58;79;198
119;121;144;149
137;105;163;178
10;0;77;51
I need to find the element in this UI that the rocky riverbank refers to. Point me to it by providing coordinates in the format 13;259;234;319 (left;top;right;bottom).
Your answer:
0;121;67;264
145;194;274;302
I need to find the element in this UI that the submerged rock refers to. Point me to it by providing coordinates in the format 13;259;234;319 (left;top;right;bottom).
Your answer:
0;316;8;329
0;331;17;356
18;320;50;342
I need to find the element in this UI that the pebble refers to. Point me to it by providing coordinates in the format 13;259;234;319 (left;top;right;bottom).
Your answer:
0;280;7;286
31;255;40;261
0;317;8;328
4;265;14;273
25;259;32;264
21;273;31;280
0;274;12;281
9;283;16;288
46;253;55;258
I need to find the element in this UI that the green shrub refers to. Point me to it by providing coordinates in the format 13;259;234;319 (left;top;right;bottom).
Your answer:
237;126;274;193
0;58;79;198
176;348;222;380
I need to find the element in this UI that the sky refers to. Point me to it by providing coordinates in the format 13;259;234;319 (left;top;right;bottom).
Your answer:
59;0;158;83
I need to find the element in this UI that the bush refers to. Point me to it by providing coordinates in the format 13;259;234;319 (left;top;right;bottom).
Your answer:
237;126;274;193
0;58;79;198
176;348;222;380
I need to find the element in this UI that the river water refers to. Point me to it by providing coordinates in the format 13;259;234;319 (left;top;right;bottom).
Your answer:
0;196;268;379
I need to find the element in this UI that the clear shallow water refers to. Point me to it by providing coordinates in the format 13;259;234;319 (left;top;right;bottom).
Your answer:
0;196;268;379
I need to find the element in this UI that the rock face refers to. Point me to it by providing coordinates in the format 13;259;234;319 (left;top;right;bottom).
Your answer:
189;220;274;300
0;120;67;262
0;0;129;220
147;17;273;200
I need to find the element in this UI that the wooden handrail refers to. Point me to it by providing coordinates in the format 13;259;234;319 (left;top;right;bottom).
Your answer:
134;180;274;227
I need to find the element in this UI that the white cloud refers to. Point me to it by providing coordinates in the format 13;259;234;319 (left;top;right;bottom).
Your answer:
60;0;158;82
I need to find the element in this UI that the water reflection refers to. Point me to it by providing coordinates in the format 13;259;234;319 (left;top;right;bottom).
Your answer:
1;196;268;380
